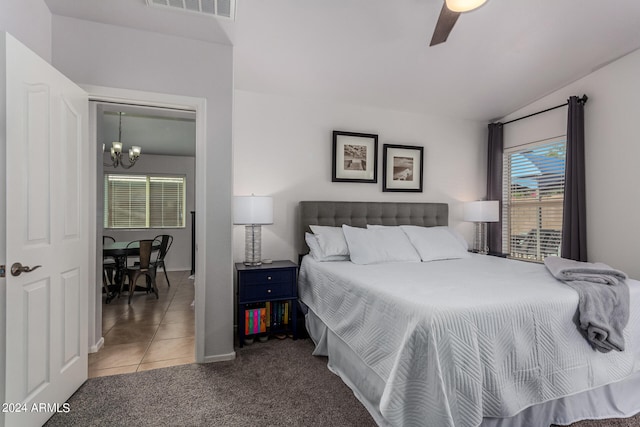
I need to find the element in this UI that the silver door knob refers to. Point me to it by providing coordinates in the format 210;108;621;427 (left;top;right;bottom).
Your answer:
10;262;42;277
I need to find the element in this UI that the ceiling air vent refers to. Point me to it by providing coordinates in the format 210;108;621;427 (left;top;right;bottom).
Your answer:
147;0;236;20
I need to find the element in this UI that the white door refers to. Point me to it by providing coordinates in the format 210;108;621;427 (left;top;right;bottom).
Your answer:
3;33;89;426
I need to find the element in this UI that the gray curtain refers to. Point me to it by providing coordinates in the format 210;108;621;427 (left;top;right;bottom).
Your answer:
487;122;503;253
561;96;588;261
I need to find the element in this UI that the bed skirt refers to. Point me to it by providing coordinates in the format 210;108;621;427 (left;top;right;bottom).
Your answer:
304;306;640;427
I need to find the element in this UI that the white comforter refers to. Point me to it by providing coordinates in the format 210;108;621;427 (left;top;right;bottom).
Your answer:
298;255;640;427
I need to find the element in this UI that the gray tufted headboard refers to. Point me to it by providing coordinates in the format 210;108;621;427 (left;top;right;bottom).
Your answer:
299;201;448;254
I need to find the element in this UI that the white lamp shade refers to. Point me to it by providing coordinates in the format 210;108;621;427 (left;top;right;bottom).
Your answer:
233;196;273;225
446;0;487;12
464;200;499;222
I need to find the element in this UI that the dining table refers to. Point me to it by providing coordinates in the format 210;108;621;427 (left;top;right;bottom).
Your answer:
102;240;160;303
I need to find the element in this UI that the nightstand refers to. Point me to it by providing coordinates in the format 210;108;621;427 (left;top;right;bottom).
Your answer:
236;260;298;348
469;250;509;258
487;251;509;258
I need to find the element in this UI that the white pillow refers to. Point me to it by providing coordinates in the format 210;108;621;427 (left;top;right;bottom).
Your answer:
309;225;350;258
305;232;350;262
367;224;469;250
367;224;469;253
424;225;469;251
399;225;470;262
342;225;420;265
444;226;469;251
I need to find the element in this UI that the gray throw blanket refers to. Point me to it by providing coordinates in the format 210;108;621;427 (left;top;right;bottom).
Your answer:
544;256;630;353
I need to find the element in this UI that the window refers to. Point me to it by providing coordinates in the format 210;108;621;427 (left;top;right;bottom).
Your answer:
502;138;565;262
104;174;186;229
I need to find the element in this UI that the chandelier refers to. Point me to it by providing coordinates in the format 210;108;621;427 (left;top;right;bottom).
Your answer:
445;0;486;12
104;112;142;169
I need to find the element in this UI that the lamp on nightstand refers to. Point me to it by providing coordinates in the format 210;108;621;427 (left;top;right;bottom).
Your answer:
233;195;273;266
464;200;499;254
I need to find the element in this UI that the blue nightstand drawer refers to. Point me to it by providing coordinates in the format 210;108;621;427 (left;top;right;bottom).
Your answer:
241;269;295;286
241;280;294;301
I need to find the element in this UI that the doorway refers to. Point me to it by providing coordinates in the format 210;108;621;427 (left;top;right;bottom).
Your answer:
84;86;207;375
92;101;196;376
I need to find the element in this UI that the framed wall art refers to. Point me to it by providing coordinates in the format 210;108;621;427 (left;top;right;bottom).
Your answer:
382;144;424;192
332;131;378;183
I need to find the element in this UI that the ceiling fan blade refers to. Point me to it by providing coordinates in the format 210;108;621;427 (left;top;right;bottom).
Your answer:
429;3;461;46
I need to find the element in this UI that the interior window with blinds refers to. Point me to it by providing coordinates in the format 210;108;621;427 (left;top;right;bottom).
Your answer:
502;137;565;262
104;174;186;229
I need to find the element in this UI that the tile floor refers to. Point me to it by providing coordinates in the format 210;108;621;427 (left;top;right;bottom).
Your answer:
89;270;195;378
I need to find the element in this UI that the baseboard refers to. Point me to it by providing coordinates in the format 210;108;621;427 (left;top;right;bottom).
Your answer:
89;337;104;353
166;267;191;272
201;351;236;363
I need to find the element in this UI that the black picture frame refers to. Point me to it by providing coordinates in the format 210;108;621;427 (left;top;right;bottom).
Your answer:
332;131;378;183
382;144;424;192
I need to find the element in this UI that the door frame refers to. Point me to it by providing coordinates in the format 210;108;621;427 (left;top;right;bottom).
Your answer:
84;85;206;363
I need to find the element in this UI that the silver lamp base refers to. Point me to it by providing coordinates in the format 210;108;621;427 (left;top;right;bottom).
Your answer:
473;222;489;255
243;224;262;266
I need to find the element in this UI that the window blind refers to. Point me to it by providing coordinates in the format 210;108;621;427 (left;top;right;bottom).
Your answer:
149;176;185;228
104;175;147;228
104;174;186;229
502;138;565;262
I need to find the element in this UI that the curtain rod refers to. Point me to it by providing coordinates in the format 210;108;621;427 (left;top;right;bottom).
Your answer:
501;94;588;126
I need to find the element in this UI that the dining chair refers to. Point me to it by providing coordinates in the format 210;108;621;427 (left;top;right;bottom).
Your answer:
102;235;117;297
152;234;174;287
124;239;159;304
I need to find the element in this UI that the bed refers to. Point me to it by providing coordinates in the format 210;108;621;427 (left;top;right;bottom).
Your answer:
297;201;640;427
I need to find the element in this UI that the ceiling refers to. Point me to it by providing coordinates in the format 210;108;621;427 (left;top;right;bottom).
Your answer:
47;0;640;124
99;105;196;157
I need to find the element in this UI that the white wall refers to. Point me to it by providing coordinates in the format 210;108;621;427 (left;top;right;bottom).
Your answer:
103;154;195;271
500;49;640;279
233;90;487;263
0;0;52;62
503;108;566;150
52;15;235;359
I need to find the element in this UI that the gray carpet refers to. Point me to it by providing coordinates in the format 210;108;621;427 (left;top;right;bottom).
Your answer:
46;338;640;427
46;338;375;426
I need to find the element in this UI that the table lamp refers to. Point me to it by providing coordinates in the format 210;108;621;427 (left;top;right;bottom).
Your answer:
233;195;273;266
464;200;499;254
